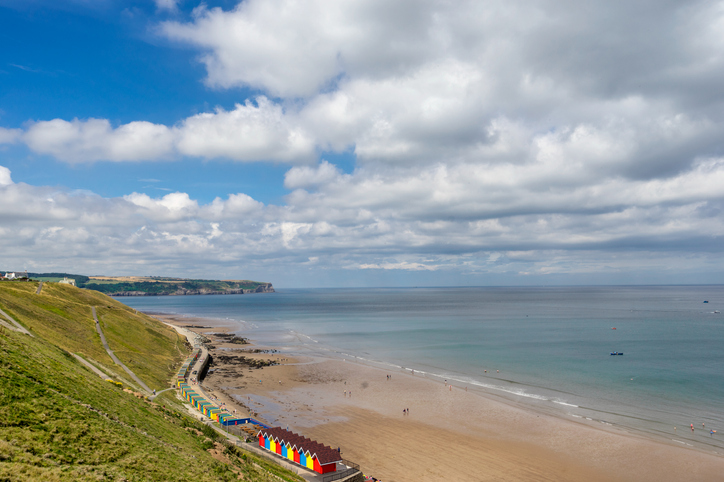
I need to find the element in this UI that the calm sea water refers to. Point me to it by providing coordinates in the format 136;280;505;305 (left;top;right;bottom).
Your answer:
119;286;724;453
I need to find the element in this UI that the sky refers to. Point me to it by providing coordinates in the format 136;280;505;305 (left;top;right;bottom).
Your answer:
1;0;724;288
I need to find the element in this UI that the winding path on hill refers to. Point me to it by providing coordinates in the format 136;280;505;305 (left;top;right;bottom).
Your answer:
149;387;175;401
35;281;43;294
0;307;33;336
92;306;152;394
72;353;112;379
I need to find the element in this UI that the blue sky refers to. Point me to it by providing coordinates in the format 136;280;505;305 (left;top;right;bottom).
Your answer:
1;0;724;287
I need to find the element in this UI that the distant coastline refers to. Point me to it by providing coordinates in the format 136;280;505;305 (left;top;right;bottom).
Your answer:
21;272;275;297
110;283;275;297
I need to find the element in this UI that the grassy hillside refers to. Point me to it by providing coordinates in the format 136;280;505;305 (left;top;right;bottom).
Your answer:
0;282;181;391
0;282;303;482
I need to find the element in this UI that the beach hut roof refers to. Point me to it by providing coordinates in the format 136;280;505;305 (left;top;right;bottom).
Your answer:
258;427;341;465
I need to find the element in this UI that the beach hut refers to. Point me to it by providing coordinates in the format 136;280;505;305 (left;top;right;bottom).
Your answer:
257;427;340;474
305;450;314;471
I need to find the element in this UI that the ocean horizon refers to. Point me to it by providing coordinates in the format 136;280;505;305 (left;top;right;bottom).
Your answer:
119;285;724;454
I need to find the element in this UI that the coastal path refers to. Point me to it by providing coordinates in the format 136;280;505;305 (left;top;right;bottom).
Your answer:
73;353;113;379
0;307;33;336
92;306;152;394
35;281;43;294
149;387;175;401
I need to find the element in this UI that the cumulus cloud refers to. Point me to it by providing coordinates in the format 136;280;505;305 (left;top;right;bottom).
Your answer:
0;166;12;186
284;161;343;190
16;99;315;164
176;97;315;162
155;0;724;169
161;0;444;97
123;192;199;221
23;118;175;163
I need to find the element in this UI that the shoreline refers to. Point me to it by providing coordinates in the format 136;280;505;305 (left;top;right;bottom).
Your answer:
156;313;724;481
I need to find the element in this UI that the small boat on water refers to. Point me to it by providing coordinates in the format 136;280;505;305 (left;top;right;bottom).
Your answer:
610;352;624;356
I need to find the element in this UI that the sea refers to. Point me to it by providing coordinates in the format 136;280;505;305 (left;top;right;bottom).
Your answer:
118;285;724;454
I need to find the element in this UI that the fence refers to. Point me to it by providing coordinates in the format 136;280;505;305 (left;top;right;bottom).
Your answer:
322;460;361;482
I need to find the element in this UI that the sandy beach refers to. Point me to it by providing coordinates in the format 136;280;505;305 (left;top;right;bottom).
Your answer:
159;315;724;481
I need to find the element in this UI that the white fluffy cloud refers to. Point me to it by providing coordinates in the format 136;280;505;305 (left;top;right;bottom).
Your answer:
176;97;315;162
0;166;12;186
161;0;446;97
23;118;175;163
18;99;315;164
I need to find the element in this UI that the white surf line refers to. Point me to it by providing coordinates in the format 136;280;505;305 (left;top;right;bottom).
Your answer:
672;439;694;446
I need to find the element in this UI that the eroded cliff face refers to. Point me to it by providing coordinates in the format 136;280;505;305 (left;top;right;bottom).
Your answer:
109;283;275;296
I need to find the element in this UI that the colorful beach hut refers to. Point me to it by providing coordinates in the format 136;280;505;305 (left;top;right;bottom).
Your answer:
257;427;340;474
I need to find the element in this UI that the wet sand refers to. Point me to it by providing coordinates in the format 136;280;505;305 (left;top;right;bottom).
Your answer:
159;315;724;481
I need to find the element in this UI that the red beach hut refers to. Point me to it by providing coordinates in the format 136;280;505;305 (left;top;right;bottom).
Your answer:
257;427;341;474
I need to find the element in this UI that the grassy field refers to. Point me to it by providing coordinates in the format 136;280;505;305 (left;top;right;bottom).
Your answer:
0;282;181;391
0;282;303;482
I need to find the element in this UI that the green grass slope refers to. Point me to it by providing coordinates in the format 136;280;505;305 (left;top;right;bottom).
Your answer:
0;282;183;391
0;283;304;482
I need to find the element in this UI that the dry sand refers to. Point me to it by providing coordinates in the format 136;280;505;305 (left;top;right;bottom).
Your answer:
160;315;724;481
